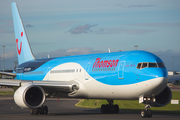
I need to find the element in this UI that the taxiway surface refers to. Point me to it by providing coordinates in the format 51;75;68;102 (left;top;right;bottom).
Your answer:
0;98;180;120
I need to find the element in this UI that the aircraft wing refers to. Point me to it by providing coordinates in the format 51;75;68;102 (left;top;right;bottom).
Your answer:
32;80;79;92
0;79;21;86
0;77;79;93
168;75;180;82
0;72;18;86
0;72;16;78
0;71;79;93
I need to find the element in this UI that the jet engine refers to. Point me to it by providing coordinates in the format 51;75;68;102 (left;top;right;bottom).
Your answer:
14;84;46;109
144;86;172;107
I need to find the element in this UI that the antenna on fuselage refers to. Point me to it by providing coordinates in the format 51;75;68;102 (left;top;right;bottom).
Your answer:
48;54;50;58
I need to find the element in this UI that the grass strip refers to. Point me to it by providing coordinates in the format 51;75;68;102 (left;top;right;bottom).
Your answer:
0;91;14;96
76;91;180;114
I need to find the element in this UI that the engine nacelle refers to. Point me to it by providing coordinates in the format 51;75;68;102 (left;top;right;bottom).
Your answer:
144;86;172;107
14;84;45;109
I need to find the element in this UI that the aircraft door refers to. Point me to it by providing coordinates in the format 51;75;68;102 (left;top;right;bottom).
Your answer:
118;61;126;79
19;73;23;80
46;67;50;81
85;62;91;80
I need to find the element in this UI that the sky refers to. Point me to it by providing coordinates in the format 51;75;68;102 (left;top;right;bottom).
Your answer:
0;0;180;71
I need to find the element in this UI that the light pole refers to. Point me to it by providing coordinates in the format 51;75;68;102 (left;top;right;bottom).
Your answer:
2;46;5;72
172;56;174;71
0;57;1;71
134;45;139;50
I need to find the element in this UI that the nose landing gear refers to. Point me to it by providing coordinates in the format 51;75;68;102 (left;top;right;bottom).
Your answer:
141;104;152;118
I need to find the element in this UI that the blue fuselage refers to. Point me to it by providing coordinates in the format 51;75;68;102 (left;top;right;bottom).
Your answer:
15;50;168;86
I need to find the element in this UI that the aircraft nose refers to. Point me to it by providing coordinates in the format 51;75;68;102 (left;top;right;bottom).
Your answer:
157;68;168;85
157;68;168;78
151;77;168;96
151;68;168;95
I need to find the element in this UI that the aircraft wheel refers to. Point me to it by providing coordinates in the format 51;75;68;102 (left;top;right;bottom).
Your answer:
31;108;39;115
114;104;119;113
147;110;152;118
101;104;106;113
141;110;147;118
101;104;119;114
30;109;33;115
39;106;48;115
39;106;44;114
106;104;110;113
43;106;48;115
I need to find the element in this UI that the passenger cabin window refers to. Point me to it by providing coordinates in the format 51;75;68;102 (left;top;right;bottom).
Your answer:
137;62;165;69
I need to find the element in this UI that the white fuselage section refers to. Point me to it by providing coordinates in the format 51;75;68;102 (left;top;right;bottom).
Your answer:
43;63;167;100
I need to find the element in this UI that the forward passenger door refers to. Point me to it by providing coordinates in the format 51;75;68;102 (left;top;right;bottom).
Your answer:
118;61;126;79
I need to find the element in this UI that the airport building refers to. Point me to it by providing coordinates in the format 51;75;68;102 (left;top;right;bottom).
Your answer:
168;71;180;85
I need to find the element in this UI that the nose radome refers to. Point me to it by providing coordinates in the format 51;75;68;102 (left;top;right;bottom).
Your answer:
159;69;168;78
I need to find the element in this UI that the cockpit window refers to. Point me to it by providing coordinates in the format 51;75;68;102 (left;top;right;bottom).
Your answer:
158;62;166;68
137;63;142;69
149;63;158;68
137;62;165;69
142;63;148;68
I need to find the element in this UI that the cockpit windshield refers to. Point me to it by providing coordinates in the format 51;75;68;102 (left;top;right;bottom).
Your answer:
137;62;165;69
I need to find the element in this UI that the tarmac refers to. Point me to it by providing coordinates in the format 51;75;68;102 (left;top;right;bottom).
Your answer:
0;87;180;120
170;85;180;91
0;98;179;120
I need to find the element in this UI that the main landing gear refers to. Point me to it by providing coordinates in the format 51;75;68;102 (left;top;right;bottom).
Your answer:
101;100;119;114
140;104;152;118
30;106;48;115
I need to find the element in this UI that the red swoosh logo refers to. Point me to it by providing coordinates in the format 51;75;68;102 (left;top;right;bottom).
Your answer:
16;32;23;55
16;39;22;55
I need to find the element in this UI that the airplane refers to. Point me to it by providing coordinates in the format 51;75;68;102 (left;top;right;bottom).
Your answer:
0;2;176;118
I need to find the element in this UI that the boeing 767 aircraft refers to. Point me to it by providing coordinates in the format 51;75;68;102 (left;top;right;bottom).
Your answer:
0;2;173;118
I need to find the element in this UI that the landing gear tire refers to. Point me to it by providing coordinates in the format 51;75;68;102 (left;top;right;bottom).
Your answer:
101;105;106;114
30;108;39;115
30;106;48;115
114;104;119;113
147;110;152;118
101;104;119;114
39;106;44;114
101;100;119;114
30;109;33;115
141;110;147;118
140;109;152;118
106;104;110;113
43;106;48;115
